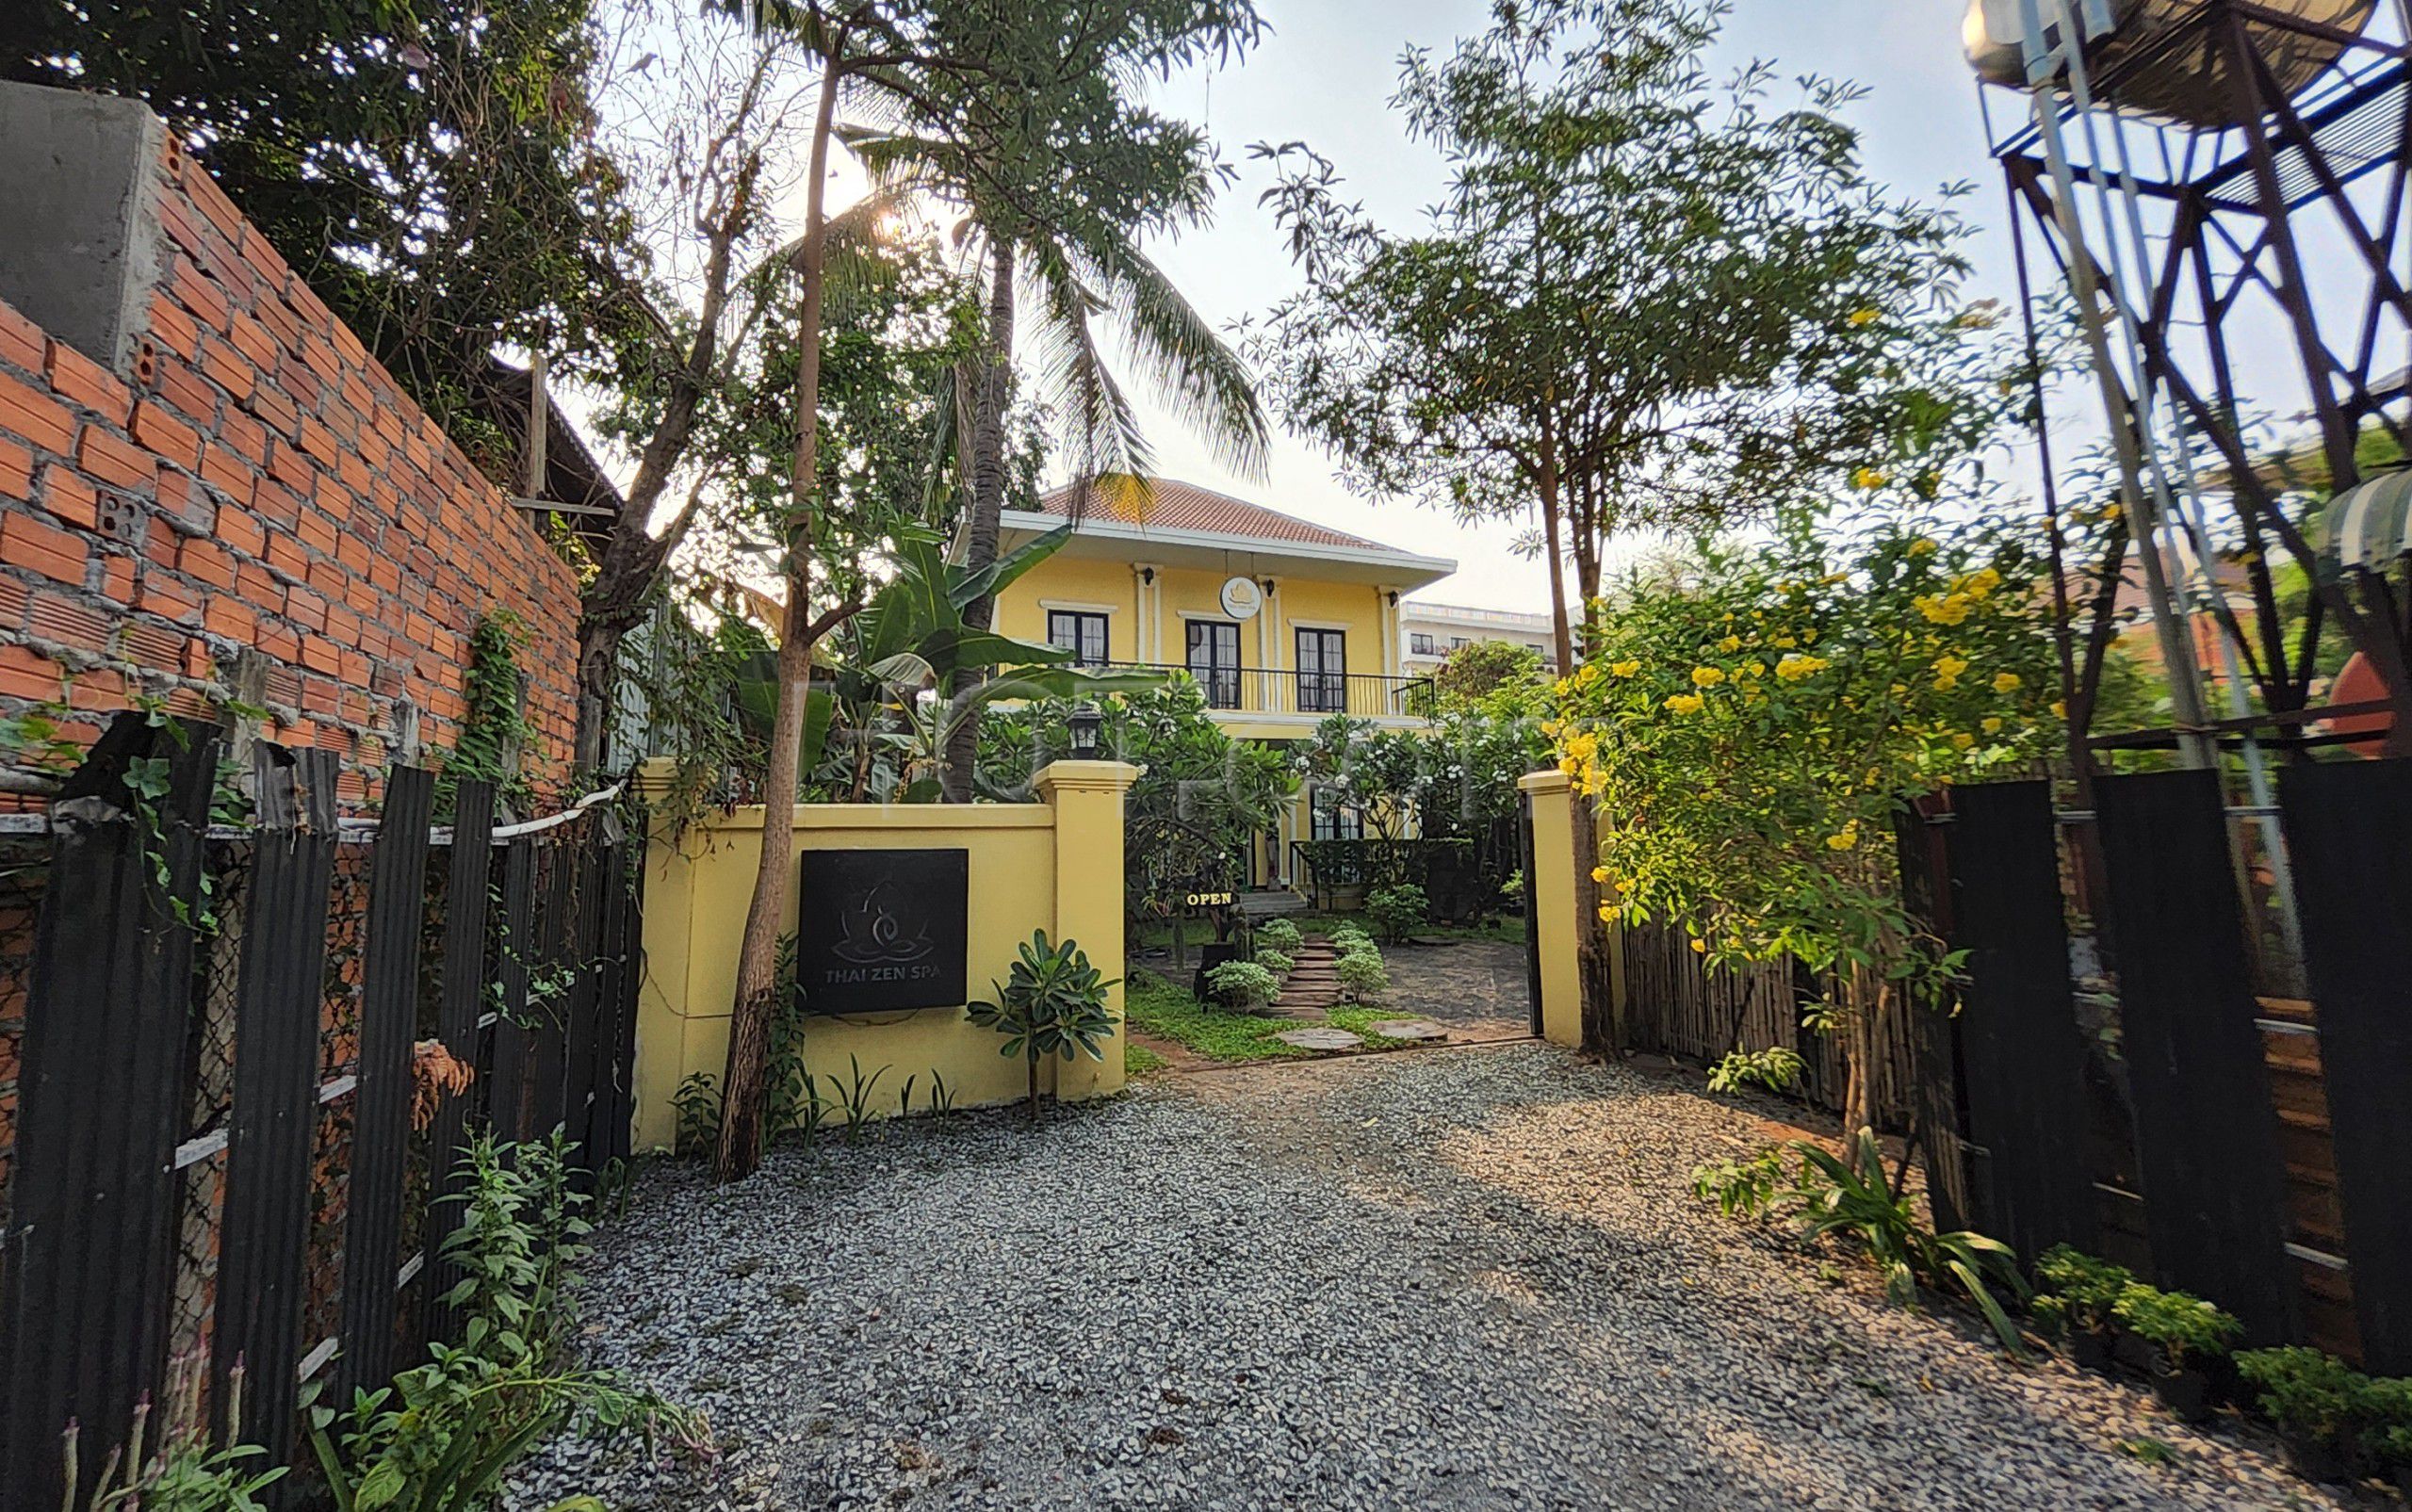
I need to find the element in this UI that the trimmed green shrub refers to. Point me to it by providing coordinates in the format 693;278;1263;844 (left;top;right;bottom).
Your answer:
1328;924;1374;953
1335;948;1390;1004
1256;918;1303;951
1204;960;1281;1011
1255;948;1296;979
1366;884;1427;942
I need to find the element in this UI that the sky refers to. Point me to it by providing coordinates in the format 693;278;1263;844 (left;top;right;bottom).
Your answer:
1102;0;2024;612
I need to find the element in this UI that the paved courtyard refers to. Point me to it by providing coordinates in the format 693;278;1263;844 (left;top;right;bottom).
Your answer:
519;1044;2366;1511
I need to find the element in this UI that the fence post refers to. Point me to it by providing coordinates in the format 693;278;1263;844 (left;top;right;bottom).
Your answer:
210;742;339;1463
420;779;495;1345
1035;760;1140;1102
334;766;435;1403
488;837;536;1143
1515;771;1587;1048
0;713;221;1512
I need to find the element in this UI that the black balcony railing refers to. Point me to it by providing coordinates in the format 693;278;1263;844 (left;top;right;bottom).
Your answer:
1104;662;1433;721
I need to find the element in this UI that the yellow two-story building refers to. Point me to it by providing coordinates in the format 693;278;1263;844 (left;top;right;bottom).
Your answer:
994;477;1458;890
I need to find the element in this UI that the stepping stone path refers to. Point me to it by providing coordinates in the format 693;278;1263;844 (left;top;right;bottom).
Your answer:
1272;1026;1364;1051
1368;1018;1450;1043
1270;941;1343;1018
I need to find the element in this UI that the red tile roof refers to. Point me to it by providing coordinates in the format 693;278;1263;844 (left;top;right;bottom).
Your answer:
1032;478;1398;554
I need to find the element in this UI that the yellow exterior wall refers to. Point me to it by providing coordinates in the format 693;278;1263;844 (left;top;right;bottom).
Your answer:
994;555;1394;681
1518;770;1587;1048
630;759;1138;1150
991;556;1142;662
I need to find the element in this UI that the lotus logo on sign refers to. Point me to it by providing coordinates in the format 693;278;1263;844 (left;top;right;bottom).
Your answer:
796;849;968;1014
1218;576;1263;620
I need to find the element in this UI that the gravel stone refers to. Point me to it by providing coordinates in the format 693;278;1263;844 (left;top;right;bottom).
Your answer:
511;1044;2376;1510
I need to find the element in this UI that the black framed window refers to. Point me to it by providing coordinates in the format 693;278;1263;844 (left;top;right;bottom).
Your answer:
1186;619;1242;708
1310;786;1363;840
1047;610;1110;667
1296;627;1346;714
1409;632;1435;656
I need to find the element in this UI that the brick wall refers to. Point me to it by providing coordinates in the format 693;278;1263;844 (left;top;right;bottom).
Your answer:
0;130;580;808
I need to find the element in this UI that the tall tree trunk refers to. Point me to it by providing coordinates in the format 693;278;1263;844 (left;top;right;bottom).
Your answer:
572;621;623;773
1537;437;1619;1055
939;238;1019;802
716;48;844;1183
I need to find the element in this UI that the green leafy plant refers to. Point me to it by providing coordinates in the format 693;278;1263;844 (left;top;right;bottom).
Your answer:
1706;1048;1806;1096
306;1132;708;1511
1365;884;1427;942
926;1070;956;1117
1255;918;1303;952
829;1056;889;1144
2237;1347;2374;1455
1328;924;1374;955
64;1352;283;1510
966;930;1121;1121
1698;1129;2028;1355
2113;1284;2242;1368
672;1073;722;1159
440;610;537;817
1334;948;1390;1005
1202;959;1280;1012
2031;1245;2136;1339
1254;947;1296;980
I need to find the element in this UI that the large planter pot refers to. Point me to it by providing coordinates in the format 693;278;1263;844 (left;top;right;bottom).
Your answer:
2067;1328;2115;1375
2151;1365;2212;1425
2281;1430;2352;1484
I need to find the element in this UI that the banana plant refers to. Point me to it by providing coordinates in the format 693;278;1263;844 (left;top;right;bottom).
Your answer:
830;524;1160;800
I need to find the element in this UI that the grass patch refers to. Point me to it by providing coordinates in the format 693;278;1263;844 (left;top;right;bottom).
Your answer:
1124;970;1304;1062
1325;1006;1420;1049
1124;1040;1170;1078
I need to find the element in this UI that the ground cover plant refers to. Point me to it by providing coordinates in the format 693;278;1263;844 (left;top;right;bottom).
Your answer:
1123;969;1414;1062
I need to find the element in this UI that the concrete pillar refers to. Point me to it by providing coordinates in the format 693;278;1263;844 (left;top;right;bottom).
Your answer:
1518;770;1587;1048
1036;758;1141;1098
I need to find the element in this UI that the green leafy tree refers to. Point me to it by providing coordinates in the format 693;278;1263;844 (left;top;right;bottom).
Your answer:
1551;504;2062;1132
1430;641;1546;707
967;930;1120;1121
1247;0;2003;1048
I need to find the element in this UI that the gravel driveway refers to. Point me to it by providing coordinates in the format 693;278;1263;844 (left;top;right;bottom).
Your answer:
522;1044;2362;1511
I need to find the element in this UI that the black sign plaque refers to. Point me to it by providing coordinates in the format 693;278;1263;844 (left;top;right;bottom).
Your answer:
796;849;970;1015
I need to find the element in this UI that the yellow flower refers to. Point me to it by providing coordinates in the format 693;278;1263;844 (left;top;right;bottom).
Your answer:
1690;666;1726;688
1933;654;1970;681
1772;634;1798;649
1824;828;1858;852
1951;732;1976;751
1576;662;1601;686
1664;693;1705;715
1962;566;2003;599
1907;537;1938;557
1558;756;1580;775
1590;866;1611;885
1849;307;1881;327
1609;658;1640;677
1597;903;1617;922
1615;878;1634;894
1717;635;1741;653
1741;660;1765;678
1916;593;1972;626
1852;465;1889;491
1689;936;1707;953
1982;717;2004;734
1991;671;2022;694
2050;699;2068;719
1774;654;1828;682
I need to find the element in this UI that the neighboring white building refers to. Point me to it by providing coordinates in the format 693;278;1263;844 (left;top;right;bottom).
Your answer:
1399;600;1559;675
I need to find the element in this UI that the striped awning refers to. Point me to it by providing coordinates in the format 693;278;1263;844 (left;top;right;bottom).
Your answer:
2317;470;2412;580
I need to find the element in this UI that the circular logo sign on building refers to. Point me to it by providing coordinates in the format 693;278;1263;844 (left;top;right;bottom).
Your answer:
1219;576;1264;620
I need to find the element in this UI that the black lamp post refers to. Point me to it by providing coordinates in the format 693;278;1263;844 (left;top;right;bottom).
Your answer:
1067;702;1102;758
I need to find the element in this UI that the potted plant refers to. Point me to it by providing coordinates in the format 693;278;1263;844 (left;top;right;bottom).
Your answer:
2032;1246;2135;1374
966;931;1121;1122
2111;1284;2241;1424
2238;1346;2371;1482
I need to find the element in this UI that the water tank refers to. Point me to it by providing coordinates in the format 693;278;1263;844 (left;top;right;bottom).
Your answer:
1965;0;2376;128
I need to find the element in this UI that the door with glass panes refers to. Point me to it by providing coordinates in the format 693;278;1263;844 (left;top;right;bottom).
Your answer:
1296;627;1346;714
1186;620;1241;708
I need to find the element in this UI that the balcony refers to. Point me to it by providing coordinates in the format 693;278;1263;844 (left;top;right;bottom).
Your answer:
1100;662;1434;723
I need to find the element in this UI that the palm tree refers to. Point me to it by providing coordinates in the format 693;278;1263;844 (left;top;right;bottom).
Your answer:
843;3;1271;797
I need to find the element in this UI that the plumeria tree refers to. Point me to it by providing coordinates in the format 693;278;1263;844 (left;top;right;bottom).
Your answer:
1549;503;2062;1134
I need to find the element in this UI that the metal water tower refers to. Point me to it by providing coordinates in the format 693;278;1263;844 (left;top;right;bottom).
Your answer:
1973;0;2412;763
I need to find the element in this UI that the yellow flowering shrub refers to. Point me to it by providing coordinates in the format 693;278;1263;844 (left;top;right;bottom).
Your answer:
1549;510;2060;1112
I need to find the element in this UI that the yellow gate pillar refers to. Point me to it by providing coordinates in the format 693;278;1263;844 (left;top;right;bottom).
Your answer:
1035;759;1142;1099
1519;770;1588;1048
